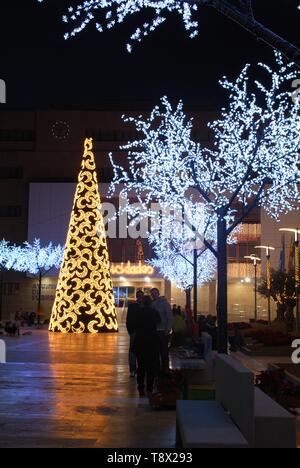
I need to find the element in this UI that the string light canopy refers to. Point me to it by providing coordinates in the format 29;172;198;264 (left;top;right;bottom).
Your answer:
49;138;118;334
0;239;12;270
150;249;217;291
9;239;64;276
37;1;300;62
109;52;300;352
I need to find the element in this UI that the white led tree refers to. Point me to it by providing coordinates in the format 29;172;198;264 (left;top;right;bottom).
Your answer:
0;239;13;322
9;239;64;319
150;249;217;307
37;0;300;64
110;53;300;352
148;203;217;314
0;239;11;270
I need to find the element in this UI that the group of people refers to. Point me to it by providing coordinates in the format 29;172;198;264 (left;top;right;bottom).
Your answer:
126;288;173;397
171;305;199;347
1;310;38;337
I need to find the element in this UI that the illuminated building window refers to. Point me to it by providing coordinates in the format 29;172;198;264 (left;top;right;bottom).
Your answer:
236;224;261;243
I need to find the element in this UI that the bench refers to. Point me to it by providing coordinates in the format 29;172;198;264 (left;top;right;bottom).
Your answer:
176;354;297;448
254;387;297;449
176;354;253;448
176;400;249;448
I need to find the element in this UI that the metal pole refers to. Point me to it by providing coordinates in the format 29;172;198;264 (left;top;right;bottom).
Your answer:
217;212;228;354
254;261;258;322
193;247;198;322
266;254;271;325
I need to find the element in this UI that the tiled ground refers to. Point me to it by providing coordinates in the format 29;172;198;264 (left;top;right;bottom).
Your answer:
0;327;176;448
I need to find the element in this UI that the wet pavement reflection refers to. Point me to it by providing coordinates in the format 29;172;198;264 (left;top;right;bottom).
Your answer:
0;327;176;448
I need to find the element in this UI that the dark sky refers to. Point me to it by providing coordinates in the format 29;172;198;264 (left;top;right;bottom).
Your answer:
0;0;299;110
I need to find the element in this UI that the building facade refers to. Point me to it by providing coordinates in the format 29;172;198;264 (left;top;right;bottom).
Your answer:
0;108;276;323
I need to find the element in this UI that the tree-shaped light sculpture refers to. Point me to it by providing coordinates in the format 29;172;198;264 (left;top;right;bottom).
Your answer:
110;53;300;352
37;0;300;64
10;239;64;319
50;138;118;334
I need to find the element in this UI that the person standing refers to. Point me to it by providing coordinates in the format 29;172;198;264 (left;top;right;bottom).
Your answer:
126;290;144;377
150;288;173;370
134;295;161;397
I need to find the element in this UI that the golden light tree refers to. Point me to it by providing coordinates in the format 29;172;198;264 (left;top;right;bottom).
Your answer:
49;138;118;333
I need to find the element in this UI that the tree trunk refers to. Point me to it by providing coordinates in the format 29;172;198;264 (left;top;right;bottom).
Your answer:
38;271;42;324
285;303;295;332
185;288;192;309
276;303;285;322
0;271;3;323
217;212;228;354
206;0;300;67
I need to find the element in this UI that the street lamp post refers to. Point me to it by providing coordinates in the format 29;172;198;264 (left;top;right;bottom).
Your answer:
279;228;300;332
255;245;275;325
244;255;261;322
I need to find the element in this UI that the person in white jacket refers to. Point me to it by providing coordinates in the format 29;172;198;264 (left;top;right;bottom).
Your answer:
150;288;173;370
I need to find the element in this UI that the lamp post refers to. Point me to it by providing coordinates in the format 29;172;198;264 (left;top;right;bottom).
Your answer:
255;245;275;325
244;255;261;322
279;228;300;332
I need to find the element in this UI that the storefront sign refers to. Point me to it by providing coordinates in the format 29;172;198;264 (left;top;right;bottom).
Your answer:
111;261;154;276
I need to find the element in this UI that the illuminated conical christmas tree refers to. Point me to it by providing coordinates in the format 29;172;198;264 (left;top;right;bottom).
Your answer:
49;138;118;333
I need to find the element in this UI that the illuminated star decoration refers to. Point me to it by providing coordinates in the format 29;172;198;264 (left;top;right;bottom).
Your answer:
49;138;118;334
37;0;199;52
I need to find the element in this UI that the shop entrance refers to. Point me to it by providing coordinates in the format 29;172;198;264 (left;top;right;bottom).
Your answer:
113;286;154;307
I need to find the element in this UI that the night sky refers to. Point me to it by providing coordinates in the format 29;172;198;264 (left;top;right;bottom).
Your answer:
0;0;299;110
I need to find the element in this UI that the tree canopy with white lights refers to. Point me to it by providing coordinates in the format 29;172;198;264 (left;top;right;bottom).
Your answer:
8;239;64;315
37;0;300;64
110;53;300;351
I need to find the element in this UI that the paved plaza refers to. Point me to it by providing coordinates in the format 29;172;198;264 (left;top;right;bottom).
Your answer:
0;327;175;448
0;327;300;448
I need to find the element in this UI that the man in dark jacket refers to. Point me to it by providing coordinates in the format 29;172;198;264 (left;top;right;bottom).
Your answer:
126;290;144;377
134;295;161;396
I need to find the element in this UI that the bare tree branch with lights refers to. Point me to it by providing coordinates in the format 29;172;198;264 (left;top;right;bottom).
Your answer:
0;239;14;322
37;0;300;64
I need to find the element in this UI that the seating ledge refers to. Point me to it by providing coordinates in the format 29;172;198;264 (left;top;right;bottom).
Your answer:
176;400;249;448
